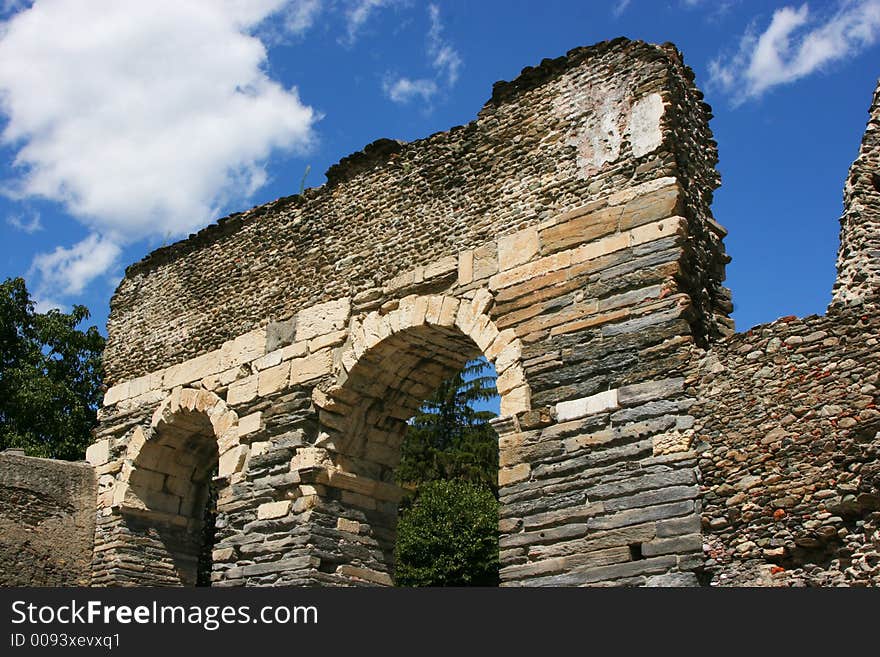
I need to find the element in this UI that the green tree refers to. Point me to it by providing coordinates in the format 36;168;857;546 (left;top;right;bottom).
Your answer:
396;359;498;491
395;358;500;586
395;479;500;587
0;277;105;460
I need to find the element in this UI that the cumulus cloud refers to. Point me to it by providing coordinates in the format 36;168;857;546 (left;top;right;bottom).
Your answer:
384;4;462;106
0;0;318;301
709;1;880;104
29;233;121;298
6;210;42;233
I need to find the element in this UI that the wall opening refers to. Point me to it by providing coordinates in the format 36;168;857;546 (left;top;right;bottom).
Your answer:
123;409;220;586
317;321;510;585
394;357;500;586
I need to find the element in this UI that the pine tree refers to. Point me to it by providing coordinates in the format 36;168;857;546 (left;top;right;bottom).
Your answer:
395;358;500;586
396;358;498;491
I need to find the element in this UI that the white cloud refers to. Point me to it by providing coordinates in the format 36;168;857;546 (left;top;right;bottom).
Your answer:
383;77;438;104
29;233;121;298
283;0;323;36
6;210;42;233
612;0;632;18
427;4;462;85
384;4;462;106
342;0;397;45
710;1;880;104
33;298;65;314
0;0;318;302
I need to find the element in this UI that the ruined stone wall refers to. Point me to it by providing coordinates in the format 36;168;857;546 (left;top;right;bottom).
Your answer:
0;452;96;586
831;82;880;309
90;38;732;587
104;38;728;385
690;75;880;587
690;304;880;586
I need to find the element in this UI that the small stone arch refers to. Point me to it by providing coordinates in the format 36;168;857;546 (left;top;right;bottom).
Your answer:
109;387;246;586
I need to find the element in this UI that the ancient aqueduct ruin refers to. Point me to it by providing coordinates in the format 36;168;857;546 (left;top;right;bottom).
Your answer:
2;38;879;587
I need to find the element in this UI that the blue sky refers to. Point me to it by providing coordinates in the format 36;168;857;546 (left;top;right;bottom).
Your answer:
1;0;879;338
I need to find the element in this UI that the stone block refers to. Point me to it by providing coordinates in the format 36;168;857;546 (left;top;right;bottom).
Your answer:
227;374;258;406
218;445;248;477
258;361;291;397
252;349;283;372
295;298;351;342
500;385;530;416
489;250;572;291
619;182;680;231
424;254;457;280
539;206;621;255
237;411;262;438
309;330;347;352
641;533;701;558
86;439;111;466
221;328;267;369
458;249;474;286
289;350;333;385
472;242;498;281
617;377;684;406
498;227;539;270
103;381;130;406
257;500;292;519
499;463;530;487
556;389;619;422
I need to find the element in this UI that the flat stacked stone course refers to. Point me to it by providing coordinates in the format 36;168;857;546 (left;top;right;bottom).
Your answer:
85;37;732;587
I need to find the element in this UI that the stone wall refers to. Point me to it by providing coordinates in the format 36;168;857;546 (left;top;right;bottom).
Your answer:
690;303;880;586
0;451;96;586
89;38;732;587
690;73;880;587
104;37;729;385
78;38;879;587
831;81;880;309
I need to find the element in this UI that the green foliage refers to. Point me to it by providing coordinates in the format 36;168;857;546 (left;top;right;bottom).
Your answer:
396;359;498;491
0;277;105;460
395;358;500;586
394;479;500;587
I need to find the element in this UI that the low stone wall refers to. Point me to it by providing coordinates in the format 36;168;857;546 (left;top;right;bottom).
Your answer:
0;452;96;586
690;301;880;586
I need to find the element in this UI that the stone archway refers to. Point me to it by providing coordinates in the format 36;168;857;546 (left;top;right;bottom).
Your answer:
300;292;529;584
92;388;244;586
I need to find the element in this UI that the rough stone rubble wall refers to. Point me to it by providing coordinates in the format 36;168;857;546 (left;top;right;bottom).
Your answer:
690;309;880;586
691;79;880;587
90;38;732;587
0;453;96;586
831;80;880;309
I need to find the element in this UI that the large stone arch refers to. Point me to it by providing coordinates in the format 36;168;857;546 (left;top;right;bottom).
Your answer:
91;388;245;586
292;292;530;583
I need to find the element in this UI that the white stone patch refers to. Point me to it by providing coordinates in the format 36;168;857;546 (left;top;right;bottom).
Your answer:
556;389;619;422
295;298;351;342
628;93;664;158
